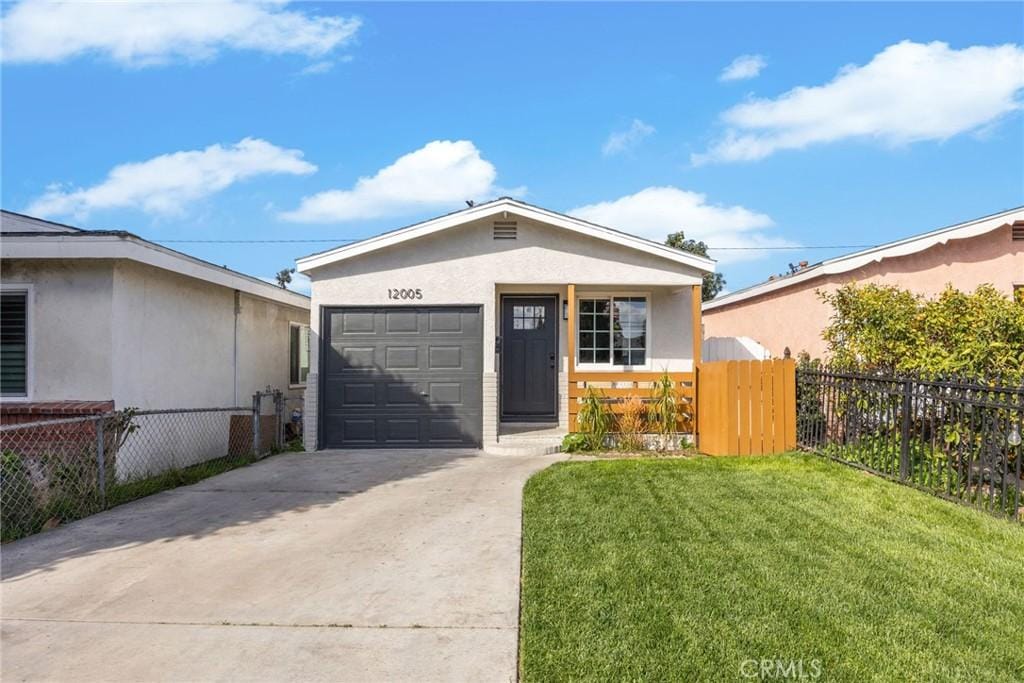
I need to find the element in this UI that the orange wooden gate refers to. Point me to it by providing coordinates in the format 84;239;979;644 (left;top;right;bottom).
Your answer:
697;359;797;455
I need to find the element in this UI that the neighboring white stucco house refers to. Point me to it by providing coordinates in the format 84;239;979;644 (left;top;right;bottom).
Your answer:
297;198;713;453
0;210;311;420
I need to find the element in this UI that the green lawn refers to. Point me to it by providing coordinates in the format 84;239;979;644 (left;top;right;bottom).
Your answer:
520;454;1024;682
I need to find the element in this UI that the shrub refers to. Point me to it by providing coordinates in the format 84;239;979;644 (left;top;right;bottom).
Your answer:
819;283;1024;379
650;372;681;451
560;433;590;453
617;395;647;451
1;450;39;542
577;386;612;451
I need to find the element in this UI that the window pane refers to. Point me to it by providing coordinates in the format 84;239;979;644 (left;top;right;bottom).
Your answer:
594;332;610;349
630;350;646;366
579;349;594;363
594;349;610;363
0;292;27;396
579;332;594;348
513;318;523;330
595;314;610;331
580;300;595;314
613;349;628;365
299;326;310;383
594;300;610;314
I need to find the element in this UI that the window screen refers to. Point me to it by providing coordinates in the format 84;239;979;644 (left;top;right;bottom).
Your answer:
1;292;28;396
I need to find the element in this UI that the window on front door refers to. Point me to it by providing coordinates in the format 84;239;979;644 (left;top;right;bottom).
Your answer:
577;296;648;367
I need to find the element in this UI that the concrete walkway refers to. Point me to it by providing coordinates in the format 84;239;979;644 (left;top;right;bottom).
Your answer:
1;449;563;682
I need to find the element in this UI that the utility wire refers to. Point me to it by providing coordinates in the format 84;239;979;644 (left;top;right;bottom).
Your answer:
154;237;878;250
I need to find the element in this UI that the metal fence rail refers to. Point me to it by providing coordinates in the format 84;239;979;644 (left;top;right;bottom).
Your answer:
796;368;1023;520
1;392;291;542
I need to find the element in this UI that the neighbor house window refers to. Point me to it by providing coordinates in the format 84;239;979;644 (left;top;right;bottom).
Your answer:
289;323;310;386
1;291;28;397
577;296;647;367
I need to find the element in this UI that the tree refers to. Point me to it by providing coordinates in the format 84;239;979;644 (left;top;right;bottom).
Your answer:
819;283;1024;379
275;268;295;289
665;231;725;301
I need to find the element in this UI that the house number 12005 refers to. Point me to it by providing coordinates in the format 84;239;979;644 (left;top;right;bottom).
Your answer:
388;288;423;300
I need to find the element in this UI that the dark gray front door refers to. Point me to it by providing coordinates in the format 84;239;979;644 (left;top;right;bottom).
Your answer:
320;306;483;448
501;296;558;420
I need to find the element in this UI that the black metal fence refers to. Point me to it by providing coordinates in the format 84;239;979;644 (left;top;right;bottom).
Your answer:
797;368;1023;520
1;391;293;543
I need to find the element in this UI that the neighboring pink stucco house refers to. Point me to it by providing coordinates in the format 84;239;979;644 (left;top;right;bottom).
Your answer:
703;207;1024;360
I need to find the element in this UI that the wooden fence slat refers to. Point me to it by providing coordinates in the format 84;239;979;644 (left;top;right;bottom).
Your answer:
737;361;751;456
761;361;774;453
725;361;738;455
749;362;763;455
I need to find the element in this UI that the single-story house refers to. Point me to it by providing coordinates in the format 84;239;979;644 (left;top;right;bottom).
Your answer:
296;197;713;453
0;210;311;422
703;206;1024;359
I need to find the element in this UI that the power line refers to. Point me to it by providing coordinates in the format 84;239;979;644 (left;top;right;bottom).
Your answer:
154;237;877;251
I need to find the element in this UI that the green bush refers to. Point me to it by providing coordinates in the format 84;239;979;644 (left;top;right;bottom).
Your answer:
560;433;590;453
576;387;612;451
1;450;40;542
820;283;1024;379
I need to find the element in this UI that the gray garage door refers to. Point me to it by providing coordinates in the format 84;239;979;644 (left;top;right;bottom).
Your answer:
320;306;483;448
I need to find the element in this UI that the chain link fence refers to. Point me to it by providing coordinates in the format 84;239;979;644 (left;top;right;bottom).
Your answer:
1;391;294;542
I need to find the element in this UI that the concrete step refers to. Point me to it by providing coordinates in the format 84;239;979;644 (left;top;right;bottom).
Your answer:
484;441;563;456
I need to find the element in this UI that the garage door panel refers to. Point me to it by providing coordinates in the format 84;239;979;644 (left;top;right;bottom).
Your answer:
321;306;482;448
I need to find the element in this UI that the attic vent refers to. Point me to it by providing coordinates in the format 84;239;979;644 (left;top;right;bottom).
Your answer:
1012;221;1024;241
493;220;518;240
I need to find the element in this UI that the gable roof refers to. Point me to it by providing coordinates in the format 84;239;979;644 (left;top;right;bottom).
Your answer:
703;205;1024;312
295;197;716;274
1;210;309;309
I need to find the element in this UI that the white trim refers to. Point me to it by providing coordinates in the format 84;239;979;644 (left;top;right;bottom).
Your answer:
574;290;652;372
288;321;311;388
0;283;34;402
1;211;309;310
704;206;1023;311
296;198;716;275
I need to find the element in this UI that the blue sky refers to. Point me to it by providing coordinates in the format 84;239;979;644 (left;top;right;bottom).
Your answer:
3;1;1023;294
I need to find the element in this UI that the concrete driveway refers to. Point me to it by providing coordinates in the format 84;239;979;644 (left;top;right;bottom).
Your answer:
1;449;562;682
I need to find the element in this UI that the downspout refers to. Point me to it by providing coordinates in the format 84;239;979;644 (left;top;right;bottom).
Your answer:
233;290;240;405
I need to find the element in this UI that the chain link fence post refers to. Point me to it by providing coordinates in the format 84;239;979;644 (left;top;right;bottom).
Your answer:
252;392;262;458
96;415;106;504
274;390;284;451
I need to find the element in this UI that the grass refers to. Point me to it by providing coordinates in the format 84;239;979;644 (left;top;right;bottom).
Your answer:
2;452;258;542
519;453;1024;682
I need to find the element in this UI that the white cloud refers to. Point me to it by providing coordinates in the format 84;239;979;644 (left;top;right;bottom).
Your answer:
1;0;361;67
281;140;523;223
28;138;316;218
719;54;766;82
602;119;656;156
299;60;334;76
569;186;795;264
695;40;1024;165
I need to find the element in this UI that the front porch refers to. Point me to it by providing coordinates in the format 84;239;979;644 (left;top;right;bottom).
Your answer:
484;282;702;453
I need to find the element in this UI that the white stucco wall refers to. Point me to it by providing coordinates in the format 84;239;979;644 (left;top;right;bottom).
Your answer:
1;259;114;402
1;258;309;410
303;215;703;449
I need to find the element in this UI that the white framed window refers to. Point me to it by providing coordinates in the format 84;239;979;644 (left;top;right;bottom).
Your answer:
289;322;310;387
576;294;649;369
1;285;32;400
